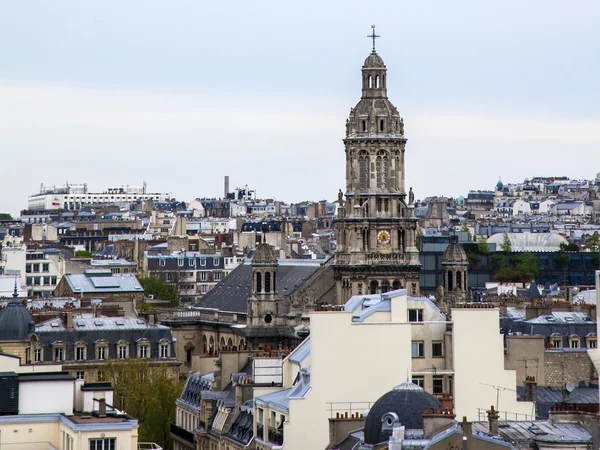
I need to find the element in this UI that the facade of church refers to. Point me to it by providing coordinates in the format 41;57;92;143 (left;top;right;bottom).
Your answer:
334;47;421;303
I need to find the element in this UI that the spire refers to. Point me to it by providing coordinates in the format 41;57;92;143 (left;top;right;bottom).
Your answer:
368;25;380;54
11;276;19;303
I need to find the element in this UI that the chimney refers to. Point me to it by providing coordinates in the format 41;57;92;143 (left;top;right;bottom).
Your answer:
460;416;472;442
98;398;107;418
213;359;222;391
487;406;499;435
561;385;570;402
65;312;74;329
224;176;230;198
524;376;537;402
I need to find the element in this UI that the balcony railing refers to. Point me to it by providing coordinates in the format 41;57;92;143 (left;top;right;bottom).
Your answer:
170;422;194;444
267;426;284;446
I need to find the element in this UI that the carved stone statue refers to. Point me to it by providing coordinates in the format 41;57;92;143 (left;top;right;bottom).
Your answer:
399;118;404;135
345;119;350;136
408;187;414;205
338;189;344;206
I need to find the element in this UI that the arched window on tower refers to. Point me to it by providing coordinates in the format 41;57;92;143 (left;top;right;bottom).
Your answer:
265;272;271;293
376;151;389;189
256;272;262;293
272;272;276;292
392;280;401;290
361;120;367;132
456;271;462;290
370;280;378;295
381;280;390;293
375;75;379;88
368;75;372;88
379;119;385;132
447;271;454;291
358;151;369;189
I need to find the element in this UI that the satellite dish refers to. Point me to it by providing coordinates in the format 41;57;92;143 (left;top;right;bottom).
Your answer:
566;382;576;393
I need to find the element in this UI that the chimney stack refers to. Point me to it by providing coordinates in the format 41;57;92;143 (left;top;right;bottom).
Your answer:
487;406;499;435
524;376;538;403
224;176;230;199
98;398;107;418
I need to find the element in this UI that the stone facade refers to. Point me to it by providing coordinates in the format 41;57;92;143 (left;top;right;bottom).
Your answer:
333;50;421;303
545;350;596;386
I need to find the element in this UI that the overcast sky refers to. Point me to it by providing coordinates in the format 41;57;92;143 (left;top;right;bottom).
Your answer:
1;1;599;215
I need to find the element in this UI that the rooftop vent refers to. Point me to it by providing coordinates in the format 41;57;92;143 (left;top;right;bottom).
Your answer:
546;316;555;322
94;320;103;327
76;321;85;327
51;322;59;328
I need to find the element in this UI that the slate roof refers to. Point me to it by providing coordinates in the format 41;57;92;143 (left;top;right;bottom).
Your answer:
516;385;598;419
178;371;214;408
472;420;591;445
34;316;176;361
224;410;254;445
64;270;143;294
192;260;322;314
146;253;224;271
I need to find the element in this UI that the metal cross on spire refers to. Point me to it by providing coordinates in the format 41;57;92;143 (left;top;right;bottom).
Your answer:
368;25;380;54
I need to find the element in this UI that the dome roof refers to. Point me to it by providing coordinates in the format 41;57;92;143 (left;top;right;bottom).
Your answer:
496;179;504;190
252;243;277;265
363;382;442;445
442;241;467;264
0;287;34;340
487;232;568;252
363;53;385;68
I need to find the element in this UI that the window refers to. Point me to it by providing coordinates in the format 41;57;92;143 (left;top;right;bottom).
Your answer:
43;276;51;285
33;264;40;272
55;347;64;361
178;259;184;267
139;345;149;358
160;344;169;358
97;346;106;360
119;345;127;359
432;341;444;358
42;263;50;272
589;339;597;349
159;259;166;267
76;371;85;380
411;341;424;358
551;335;562;349
200;271;208;282
214;272;222;282
25;264;31;273
51;277;57;285
35;347;42;362
200;259;206;267
188;258;195;266
408;309;423;323
26;277;32;286
433;376;444;394
412;376;424;388
89;438;116;450
34;277;41;286
200;284;208;294
76;346;86;360
569;337;580;349
98;371;104;381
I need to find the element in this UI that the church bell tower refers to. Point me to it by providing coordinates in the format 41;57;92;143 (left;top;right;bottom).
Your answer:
334;27;421;302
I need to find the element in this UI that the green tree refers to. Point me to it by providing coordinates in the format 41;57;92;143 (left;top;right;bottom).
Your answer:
500;231;512;253
517;252;539;281
103;359;184;449
477;233;489;254
138;277;179;304
559;241;580;252
0;213;13;220
494;267;521;282
490;253;504;269
556;253;570;267
466;252;481;266
583;234;600;252
460;222;472;242
75;250;93;257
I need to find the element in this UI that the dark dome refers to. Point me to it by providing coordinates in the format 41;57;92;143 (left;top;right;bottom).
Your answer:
364;382;441;445
442;242;467;264
496;179;504;191
252;243;277;265
363;53;385;68
0;292;35;340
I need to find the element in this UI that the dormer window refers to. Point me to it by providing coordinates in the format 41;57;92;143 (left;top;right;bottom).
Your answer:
569;335;581;349
550;333;562;349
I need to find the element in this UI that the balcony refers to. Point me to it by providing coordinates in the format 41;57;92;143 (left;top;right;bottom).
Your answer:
267;426;284;446
170;422;194;445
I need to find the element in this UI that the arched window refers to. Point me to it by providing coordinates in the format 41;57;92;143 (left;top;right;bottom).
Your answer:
368;75;372;88
358;151;369;189
256;272;262;293
456;271;462;290
392;280;401;290
381;280;390;293
376;151;389;189
379;119;385;132
202;335;207;353
370;280;378;295
209;336;214;353
375;75;379;88
265;272;271;293
361;120;367;132
272;272;276;292
220;337;225;350
447;271;454;291
227;338;233;349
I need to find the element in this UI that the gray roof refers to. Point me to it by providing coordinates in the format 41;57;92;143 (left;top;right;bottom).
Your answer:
193;260;322;314
0;292;35;340
472;420;591;445
255;388;293;412
178;371;214;409
516;385;598;418
64;271;143;294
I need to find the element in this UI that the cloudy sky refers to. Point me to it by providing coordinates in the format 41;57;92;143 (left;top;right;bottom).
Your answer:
1;1;599;215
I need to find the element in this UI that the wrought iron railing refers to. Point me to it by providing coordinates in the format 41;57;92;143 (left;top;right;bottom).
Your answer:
267;426;284;445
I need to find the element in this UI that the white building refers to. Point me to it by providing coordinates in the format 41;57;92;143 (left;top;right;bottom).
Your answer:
28;183;170;211
254;289;533;450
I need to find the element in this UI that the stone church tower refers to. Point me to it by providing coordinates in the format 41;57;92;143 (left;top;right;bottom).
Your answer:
248;242;279;326
334;40;421;303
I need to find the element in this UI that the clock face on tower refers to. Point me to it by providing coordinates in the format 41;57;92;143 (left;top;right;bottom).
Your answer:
377;230;391;244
